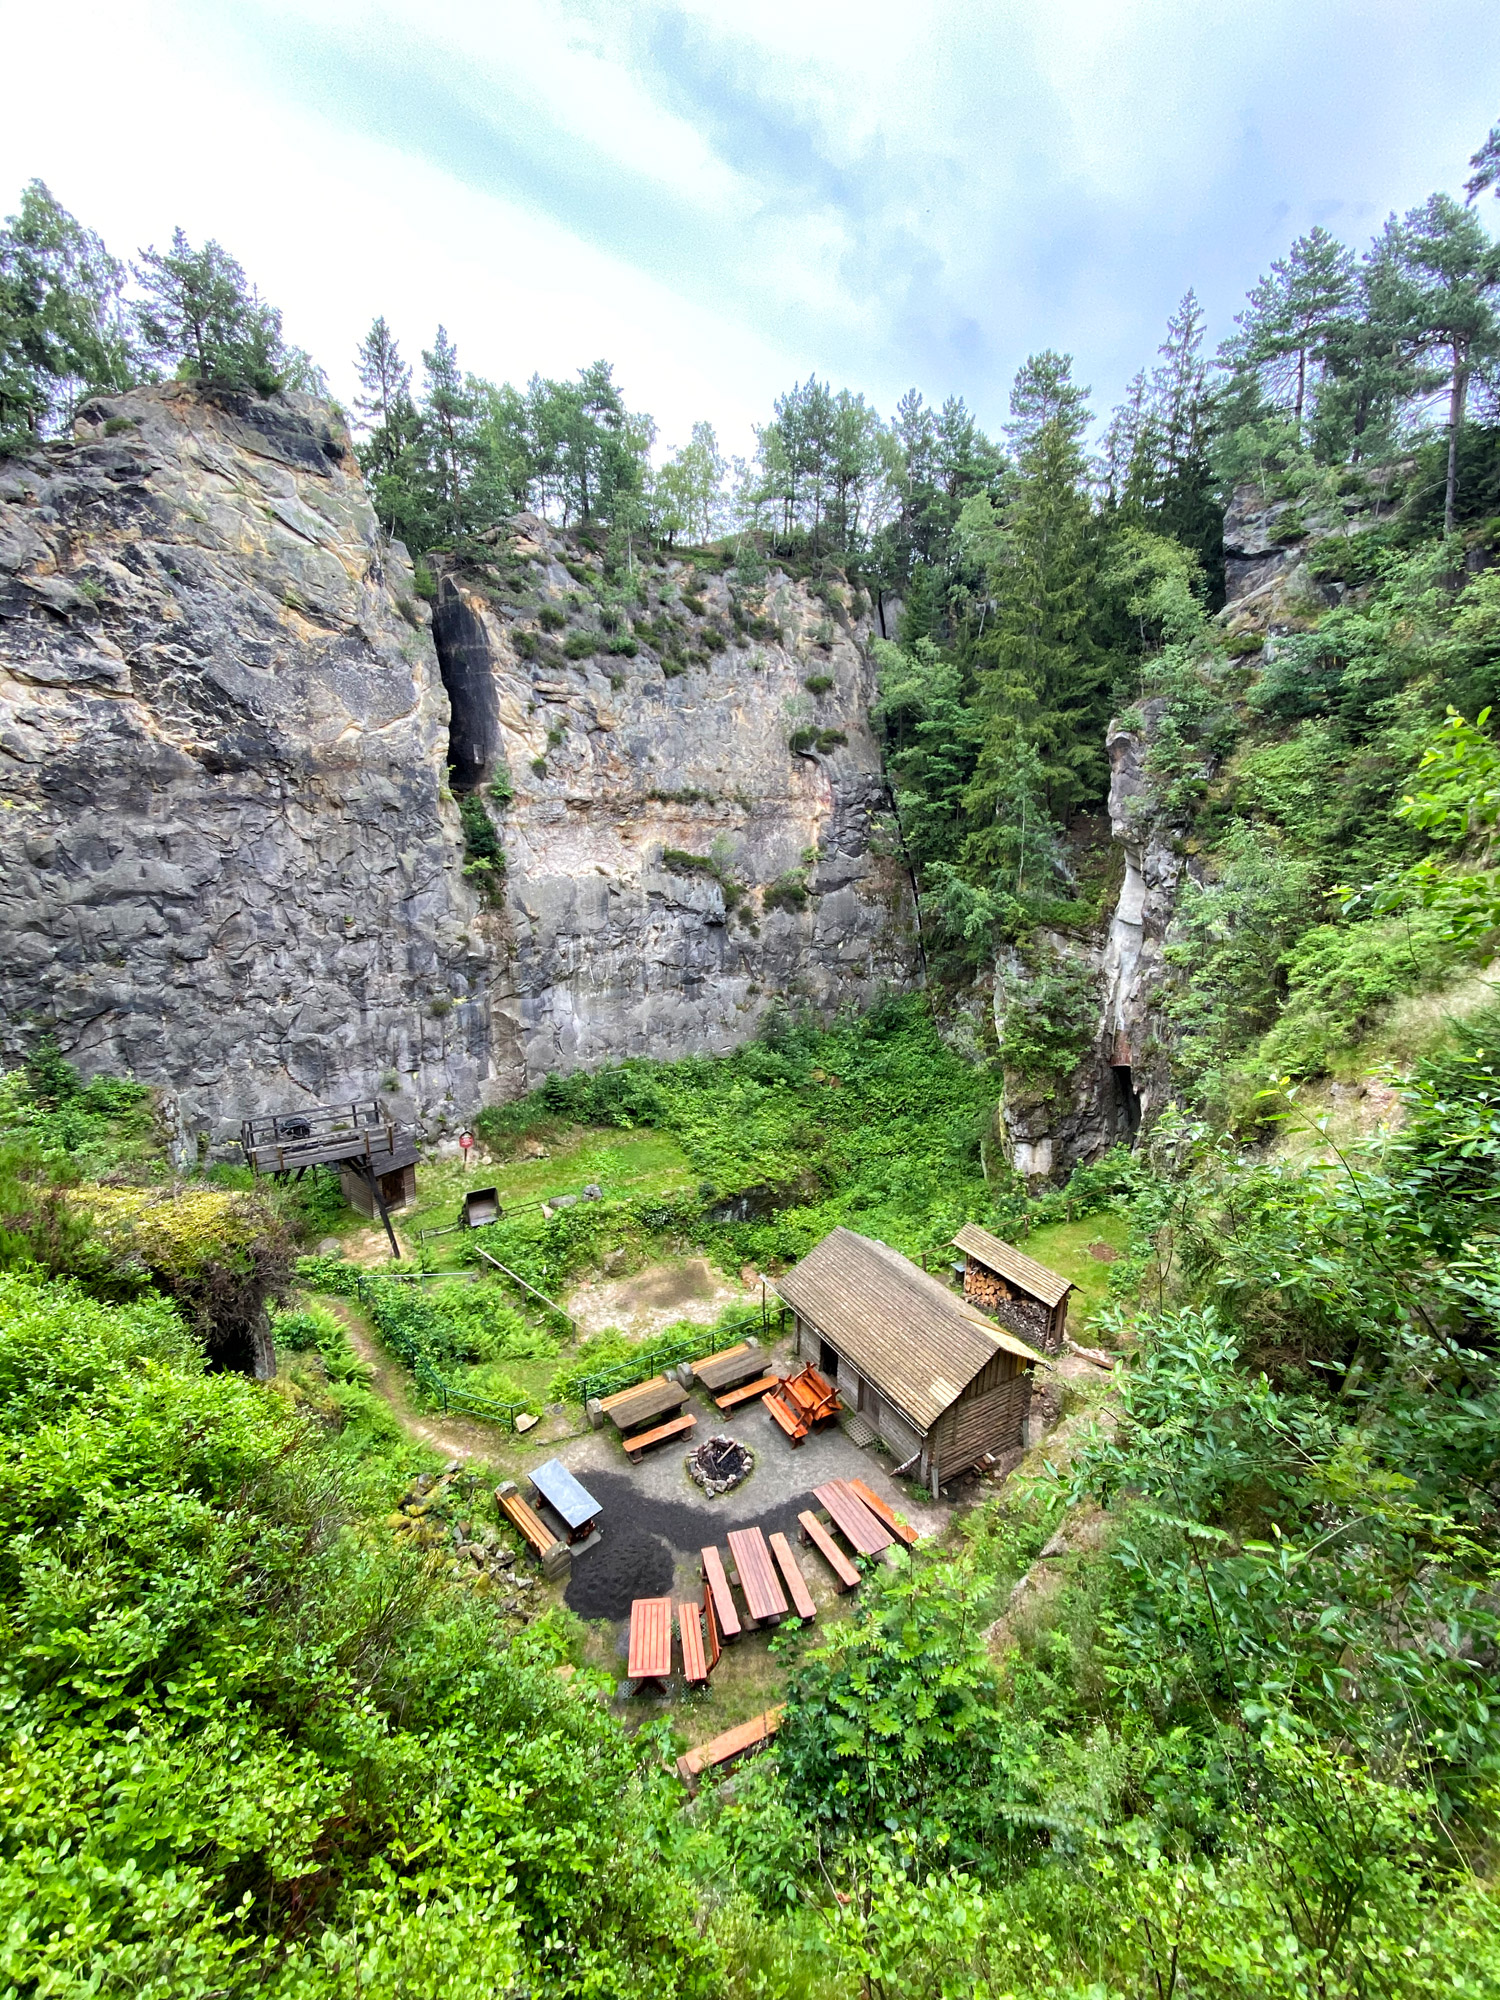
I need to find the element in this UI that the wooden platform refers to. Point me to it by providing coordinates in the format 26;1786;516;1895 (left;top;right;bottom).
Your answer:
727;1526;789;1625
677;1601;709;1686
600;1374;689;1432
848;1477;920;1548
628;1596;673;1683
700;1545;742;1640
715;1373;780;1412
675;1706;784;1792
241;1101;413;1178
769;1531;817;1620
814;1479;894;1557
625;1411;696;1461
798;1508;860;1590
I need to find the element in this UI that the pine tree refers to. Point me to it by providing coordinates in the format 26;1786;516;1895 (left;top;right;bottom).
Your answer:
1391;193;1500;532
352;317;423;540
1222;228;1357;436
968;351;1105;833
418;326;478;545
133;229;307;395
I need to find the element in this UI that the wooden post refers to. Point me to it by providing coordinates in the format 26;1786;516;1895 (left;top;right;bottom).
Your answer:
355;1158;402;1259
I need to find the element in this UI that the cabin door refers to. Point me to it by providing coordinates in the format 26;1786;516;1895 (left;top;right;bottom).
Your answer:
818;1339;838;1378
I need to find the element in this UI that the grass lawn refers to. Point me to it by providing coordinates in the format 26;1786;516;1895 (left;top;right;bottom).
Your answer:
318;1126;698;1267
1022;1211;1131;1331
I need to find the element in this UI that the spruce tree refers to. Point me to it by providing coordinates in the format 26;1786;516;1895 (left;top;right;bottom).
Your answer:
352;316;423;541
968;351;1105;833
133;229;309;395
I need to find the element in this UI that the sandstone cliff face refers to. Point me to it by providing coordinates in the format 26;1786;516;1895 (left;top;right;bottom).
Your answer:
0;388;916;1144
432;524;916;1092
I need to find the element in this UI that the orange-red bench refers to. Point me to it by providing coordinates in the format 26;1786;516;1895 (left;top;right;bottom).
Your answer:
769;1530;817;1620
677;1600;709;1686
798;1508;860;1590
700;1544;742;1640
624;1411;697;1462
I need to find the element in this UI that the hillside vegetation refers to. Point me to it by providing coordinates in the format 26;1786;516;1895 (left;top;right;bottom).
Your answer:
3;122;1500;2000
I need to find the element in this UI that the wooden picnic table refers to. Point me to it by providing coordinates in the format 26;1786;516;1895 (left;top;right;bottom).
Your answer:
727;1526;789;1625
769;1531;817;1620
814;1480;894;1557
627;1596;674;1683
693;1343;770;1394
602;1375;689;1432
529;1457;601;1541
676;1707;784;1792
700;1544;742;1640
798;1508;860;1590
848;1477;920;1548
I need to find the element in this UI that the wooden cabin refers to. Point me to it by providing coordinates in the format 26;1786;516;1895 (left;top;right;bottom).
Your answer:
951;1223;1072;1353
774;1227;1042;1497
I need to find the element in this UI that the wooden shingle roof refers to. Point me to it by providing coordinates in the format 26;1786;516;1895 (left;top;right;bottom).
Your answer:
951;1223;1073;1309
773;1226;1039;1432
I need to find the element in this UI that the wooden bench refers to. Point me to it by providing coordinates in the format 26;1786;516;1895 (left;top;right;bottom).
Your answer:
675;1706;784;1793
700;1544;742;1640
627;1596;673;1685
848;1477;920;1548
769;1531;817;1620
715;1373;780;1412
798;1508;860;1590
624;1411;697;1462
764;1391;805;1444
814;1479;894;1557
677;1601;709;1687
495;1483;571;1579
727;1526;789;1625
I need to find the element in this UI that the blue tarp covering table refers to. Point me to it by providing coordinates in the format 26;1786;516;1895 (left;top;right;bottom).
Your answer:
529;1458;601;1541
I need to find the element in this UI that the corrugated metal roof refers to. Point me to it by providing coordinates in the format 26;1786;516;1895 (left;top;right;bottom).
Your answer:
773;1227;1038;1432
952;1223;1073;1308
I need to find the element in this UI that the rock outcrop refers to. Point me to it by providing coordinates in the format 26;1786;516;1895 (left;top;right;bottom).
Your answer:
0;386;916;1146
429;526;914;1094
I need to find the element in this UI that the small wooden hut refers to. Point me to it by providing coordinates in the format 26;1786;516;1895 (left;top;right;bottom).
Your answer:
951;1223;1072;1354
774;1227;1042;1496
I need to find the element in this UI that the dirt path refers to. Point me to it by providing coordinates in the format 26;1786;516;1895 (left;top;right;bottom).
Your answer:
327;1299;510;1464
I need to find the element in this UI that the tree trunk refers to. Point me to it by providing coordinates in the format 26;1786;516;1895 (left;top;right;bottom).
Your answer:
1445;337;1470;537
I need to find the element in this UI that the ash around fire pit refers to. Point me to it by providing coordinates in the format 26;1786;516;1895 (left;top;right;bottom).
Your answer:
687;1434;754;1496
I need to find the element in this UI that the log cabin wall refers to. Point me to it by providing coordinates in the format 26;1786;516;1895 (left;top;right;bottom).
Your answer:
931;1370;1032;1476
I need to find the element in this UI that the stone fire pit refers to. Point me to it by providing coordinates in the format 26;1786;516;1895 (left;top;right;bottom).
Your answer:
686;1433;754;1496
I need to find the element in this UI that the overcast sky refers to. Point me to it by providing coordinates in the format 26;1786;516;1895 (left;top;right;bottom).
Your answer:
4;1;1498;456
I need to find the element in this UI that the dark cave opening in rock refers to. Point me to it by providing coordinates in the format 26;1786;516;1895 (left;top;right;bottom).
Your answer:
1112;1063;1141;1140
429;579;499;791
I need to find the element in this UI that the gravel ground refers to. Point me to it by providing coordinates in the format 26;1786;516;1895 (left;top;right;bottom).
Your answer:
552;1378;949;1621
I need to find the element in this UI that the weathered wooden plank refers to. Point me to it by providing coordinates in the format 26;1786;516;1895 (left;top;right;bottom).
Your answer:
797;1509;860;1590
691;1343;760;1392
700;1545;742;1640
703;1580;723;1671
675;1706;784;1790
628;1596;673;1682
598;1372;669;1413
727;1527;789;1624
604;1377;689;1430
764;1391;806;1443
677;1601;709;1686
814;1480;893;1556
769;1531;817;1620
715;1373;780;1412
624;1412;696;1462
848;1477;920;1548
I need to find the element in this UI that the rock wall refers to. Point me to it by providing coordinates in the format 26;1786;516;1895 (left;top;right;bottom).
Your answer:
0;387;916;1146
431;521;916;1092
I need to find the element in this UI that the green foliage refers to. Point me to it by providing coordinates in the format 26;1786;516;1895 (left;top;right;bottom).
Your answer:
803;672;834;694
133;227;317;395
996;950;1098;1084
0;179;132;448
456;789;506;902
0;1268;715;1997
